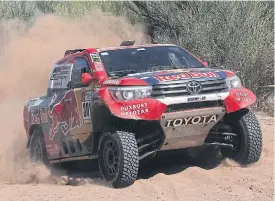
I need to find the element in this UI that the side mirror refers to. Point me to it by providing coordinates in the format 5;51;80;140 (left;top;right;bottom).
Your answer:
81;73;93;85
201;61;208;67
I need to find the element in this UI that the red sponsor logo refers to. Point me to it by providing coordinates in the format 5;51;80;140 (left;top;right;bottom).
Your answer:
48;91;83;140
155;72;219;82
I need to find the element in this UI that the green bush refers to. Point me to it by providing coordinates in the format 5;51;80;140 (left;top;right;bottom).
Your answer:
108;1;275;114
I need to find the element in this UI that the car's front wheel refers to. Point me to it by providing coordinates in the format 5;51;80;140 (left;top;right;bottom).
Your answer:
221;108;263;166
98;131;139;188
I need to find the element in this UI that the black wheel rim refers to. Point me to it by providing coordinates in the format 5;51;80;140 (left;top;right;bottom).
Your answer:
221;122;242;158
103;140;119;176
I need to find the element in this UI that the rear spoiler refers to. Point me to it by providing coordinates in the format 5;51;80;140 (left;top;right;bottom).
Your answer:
64;49;86;57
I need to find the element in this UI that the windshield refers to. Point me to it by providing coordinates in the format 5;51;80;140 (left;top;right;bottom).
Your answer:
99;46;205;76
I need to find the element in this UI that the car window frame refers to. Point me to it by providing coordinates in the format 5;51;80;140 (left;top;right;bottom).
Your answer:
71;56;92;89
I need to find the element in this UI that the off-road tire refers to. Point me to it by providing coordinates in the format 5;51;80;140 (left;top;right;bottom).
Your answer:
29;128;49;165
221;108;262;166
98;131;139;188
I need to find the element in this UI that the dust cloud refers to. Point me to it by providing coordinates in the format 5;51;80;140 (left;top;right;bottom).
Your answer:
0;10;148;184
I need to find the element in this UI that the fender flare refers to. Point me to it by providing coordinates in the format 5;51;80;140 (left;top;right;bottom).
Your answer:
224;88;257;113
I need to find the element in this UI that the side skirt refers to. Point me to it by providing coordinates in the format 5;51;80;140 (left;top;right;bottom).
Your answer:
49;154;98;164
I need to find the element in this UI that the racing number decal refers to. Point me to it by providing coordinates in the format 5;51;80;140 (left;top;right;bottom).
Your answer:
82;101;91;119
81;91;93;123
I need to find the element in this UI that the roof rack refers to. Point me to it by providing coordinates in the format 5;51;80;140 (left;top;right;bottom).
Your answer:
120;40;135;46
64;49;86;57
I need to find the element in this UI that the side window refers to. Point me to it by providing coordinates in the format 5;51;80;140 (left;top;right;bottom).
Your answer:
71;57;92;89
47;63;73;96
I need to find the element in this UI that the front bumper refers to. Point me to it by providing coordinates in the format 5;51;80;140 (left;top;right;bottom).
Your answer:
100;85;256;150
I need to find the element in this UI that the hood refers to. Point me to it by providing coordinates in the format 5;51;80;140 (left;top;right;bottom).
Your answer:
103;68;235;86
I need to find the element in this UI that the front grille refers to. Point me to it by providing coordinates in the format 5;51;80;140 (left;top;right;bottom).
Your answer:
151;79;227;98
165;101;224;113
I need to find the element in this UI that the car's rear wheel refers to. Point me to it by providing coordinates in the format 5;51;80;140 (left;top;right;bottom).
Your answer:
98;131;139;188
220;108;262;165
29;128;49;165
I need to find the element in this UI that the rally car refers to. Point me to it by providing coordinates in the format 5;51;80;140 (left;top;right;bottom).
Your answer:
23;41;262;188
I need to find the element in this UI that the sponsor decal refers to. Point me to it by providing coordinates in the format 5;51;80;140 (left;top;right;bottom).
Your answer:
103;79;121;85
34;107;48;124
49;65;72;89
155;72;219;82
48;91;83;140
40;107;49;123
46;144;60;156
94;63;104;71
50;66;70;80
31;110;41;124
82;102;91;121
26;98;43;108
120;103;149;116
30;107;49;125
187;96;206;102
84;91;93;101
235;91;251;102
53;80;62;87
81;91;93;123
165;114;218;128
90;53;102;63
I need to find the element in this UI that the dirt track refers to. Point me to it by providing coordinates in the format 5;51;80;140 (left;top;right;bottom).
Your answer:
0;114;273;201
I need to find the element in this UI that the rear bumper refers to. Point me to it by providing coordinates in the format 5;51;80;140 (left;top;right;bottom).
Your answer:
159;107;226;150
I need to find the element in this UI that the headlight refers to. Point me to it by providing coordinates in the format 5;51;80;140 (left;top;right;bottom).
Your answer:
226;75;242;88
108;86;152;101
